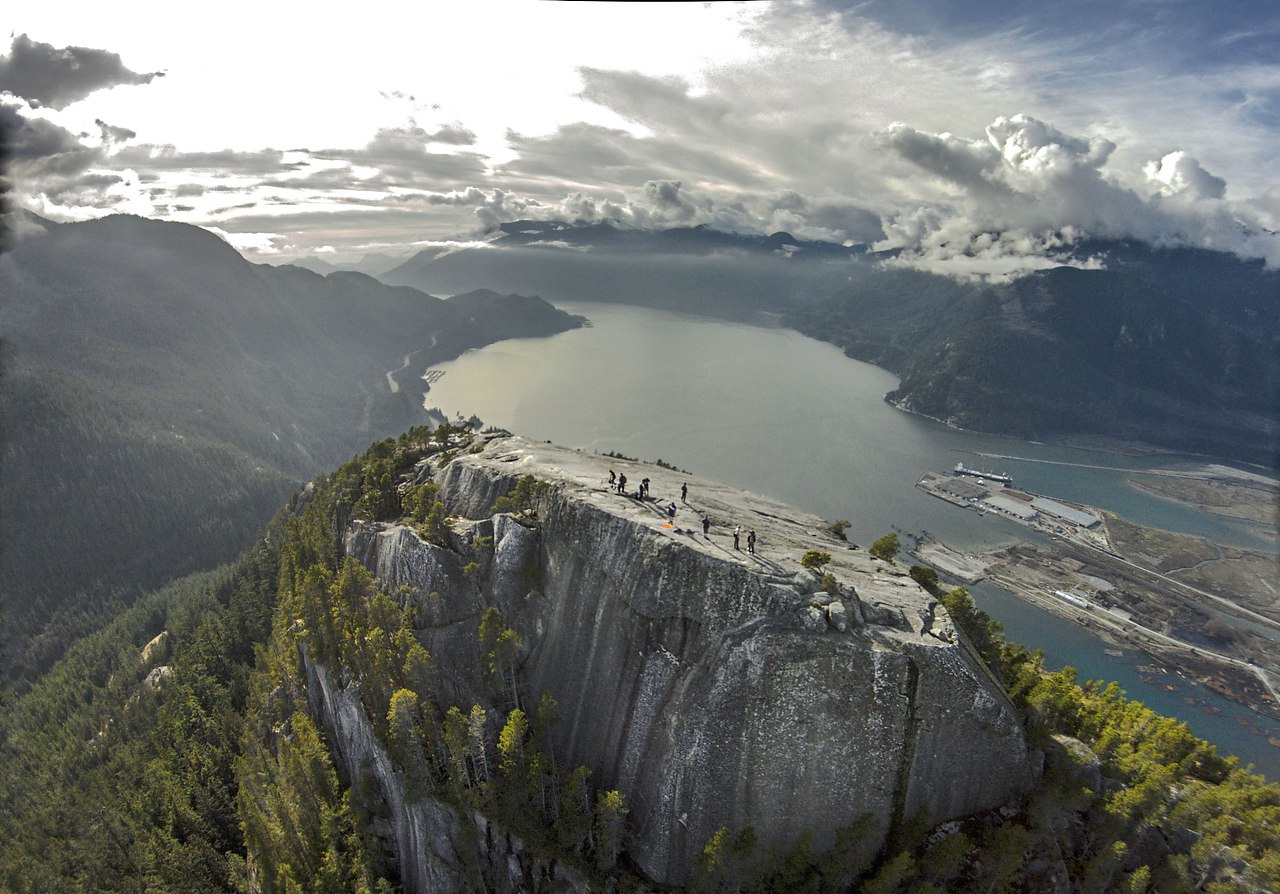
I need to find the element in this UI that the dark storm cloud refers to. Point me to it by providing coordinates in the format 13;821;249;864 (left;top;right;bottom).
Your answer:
0;34;163;109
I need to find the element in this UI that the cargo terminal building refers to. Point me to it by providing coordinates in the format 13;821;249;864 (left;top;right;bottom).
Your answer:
1030;497;1101;529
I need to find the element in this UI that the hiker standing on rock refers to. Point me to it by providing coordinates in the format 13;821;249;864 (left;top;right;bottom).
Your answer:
681;482;688;502
618;473;627;495
747;529;756;555
702;516;710;537
733;526;740;550
667;502;677;521
608;470;616;488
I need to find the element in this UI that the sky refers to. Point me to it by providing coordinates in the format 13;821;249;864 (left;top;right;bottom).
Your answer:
3;0;1279;277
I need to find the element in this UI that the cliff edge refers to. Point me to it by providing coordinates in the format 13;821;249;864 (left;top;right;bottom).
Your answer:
345;433;1035;885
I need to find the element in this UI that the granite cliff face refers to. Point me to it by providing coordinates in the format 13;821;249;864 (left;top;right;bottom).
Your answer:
341;434;1034;886
303;658;590;894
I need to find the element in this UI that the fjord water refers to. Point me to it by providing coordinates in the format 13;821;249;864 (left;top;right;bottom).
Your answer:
424;302;1280;776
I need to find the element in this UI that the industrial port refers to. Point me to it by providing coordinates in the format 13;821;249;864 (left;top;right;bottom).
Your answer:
917;464;1109;549
912;465;1280;720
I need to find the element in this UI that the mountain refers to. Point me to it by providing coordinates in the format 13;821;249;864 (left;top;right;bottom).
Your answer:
386;221;1277;464
0;214;582;687
2;423;1276;892
381;220;865;319
343;434;1032;886
785;241;1280;466
273;250;408;278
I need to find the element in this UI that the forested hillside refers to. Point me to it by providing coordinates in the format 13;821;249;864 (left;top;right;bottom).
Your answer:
2;422;1275;893
785;241;1279;465
0;214;582;689
386;220;1278;465
380;220;866;320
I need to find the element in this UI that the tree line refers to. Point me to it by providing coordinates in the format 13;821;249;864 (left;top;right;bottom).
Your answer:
2;423;1277;892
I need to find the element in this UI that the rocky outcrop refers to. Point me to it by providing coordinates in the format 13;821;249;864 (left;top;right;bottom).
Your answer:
344;435;1035;886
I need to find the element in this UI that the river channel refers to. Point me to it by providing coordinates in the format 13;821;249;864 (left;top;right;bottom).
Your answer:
423;301;1280;778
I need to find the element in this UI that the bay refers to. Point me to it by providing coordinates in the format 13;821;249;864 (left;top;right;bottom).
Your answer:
424;301;1280;777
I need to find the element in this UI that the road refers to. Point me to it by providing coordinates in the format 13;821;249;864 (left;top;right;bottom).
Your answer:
973;452;1221;480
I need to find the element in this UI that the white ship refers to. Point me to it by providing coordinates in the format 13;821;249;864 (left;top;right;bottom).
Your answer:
954;462;1012;486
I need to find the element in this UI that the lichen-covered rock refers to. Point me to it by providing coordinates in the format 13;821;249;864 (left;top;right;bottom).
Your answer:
1045;734;1103;795
348;435;1034;886
827;600;849;632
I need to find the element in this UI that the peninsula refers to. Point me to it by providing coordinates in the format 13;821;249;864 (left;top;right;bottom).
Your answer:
914;467;1280;720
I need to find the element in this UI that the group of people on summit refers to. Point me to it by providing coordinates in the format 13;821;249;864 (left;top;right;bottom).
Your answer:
607;469;757;556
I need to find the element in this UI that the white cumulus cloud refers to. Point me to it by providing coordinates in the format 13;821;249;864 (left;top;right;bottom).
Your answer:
873;113;1277;277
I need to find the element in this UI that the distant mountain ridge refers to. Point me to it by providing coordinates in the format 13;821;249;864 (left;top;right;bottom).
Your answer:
381;219;866;316
272;250;407;278
788;239;1278;466
0;213;582;685
386;219;1278;466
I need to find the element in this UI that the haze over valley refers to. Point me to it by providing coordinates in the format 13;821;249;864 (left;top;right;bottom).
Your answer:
3;3;1279;892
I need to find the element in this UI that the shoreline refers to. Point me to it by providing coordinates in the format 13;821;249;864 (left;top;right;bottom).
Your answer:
979;554;1280;720
909;494;1280;724
884;395;1278;471
1126;473;1280;532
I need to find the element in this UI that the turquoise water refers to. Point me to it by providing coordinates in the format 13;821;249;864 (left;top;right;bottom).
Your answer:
425;301;1280;778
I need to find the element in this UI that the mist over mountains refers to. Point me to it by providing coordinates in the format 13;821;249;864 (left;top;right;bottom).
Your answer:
0;213;581;685
379;220;868;318
380;219;1279;467
5;208;1273;692
4;9;1280;889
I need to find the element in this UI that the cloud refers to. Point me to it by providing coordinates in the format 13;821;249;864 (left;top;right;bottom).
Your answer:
7;3;1275;271
42;171;127;205
204;226;286;256
0;34;163;109
985;115;1115;182
111;144;301;175
428;123;477;146
1144;151;1227;200
577;67;735;140
523;239;591;252
314;124;487;189
1;98;101;180
873;113;1275;277
640;179;698;222
95;118;136;146
878;123;1006;196
396;178;878;246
